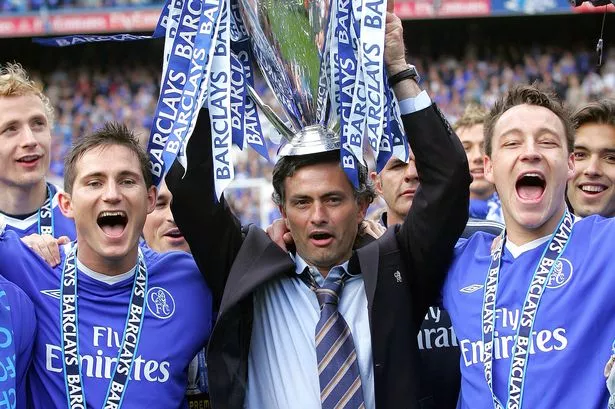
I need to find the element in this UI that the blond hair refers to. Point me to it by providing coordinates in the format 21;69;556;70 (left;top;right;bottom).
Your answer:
0;62;54;125
453;104;489;132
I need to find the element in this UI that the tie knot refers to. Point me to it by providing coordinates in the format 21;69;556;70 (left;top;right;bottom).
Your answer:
315;276;345;308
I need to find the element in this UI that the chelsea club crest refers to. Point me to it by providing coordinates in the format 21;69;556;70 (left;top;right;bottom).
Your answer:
546;258;573;289
146;287;176;319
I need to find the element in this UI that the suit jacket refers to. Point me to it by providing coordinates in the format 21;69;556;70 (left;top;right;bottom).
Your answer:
379;214;504;409
421;219;505;409
166;104;471;409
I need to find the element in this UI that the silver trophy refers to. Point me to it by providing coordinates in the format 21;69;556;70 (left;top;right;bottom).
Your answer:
237;0;341;156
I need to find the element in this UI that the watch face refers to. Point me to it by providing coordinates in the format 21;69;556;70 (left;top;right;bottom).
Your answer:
407;65;421;83
389;65;421;85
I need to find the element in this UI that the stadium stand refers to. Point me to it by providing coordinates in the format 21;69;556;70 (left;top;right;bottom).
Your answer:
0;10;613;225
0;0;163;13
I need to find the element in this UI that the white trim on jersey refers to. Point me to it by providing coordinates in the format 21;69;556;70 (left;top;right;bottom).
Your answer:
504;214;580;258
465;219;505;230
76;257;137;285
0;183;63;231
505;235;551;259
2;212;39;231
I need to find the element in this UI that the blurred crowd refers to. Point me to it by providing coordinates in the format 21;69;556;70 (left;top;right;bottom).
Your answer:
33;64;160;180
412;47;615;123
5;6;615;406
0;0;163;12
29;45;615;226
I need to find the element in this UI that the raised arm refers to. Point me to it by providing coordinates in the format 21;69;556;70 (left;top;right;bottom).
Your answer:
165;110;244;309
385;9;471;326
397;104;470;325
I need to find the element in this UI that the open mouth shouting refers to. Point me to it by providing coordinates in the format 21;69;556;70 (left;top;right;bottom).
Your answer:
309;231;334;247
97;210;128;238
516;172;546;203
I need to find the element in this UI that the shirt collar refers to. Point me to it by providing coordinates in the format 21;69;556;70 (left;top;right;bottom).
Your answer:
504;212;579;259
505;235;550;259
292;253;351;287
76;256;137;285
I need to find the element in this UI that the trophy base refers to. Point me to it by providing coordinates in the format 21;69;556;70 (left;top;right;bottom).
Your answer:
278;125;340;157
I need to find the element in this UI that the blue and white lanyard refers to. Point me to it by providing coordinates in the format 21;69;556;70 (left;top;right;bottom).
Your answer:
37;183;56;236
481;209;574;409
60;247;148;409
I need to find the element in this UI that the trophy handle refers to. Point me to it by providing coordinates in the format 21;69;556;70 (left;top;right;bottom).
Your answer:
247;85;294;143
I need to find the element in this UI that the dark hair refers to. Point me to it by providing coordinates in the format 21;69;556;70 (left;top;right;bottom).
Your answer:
572;99;615;129
271;150;376;207
484;84;574;156
64;122;152;193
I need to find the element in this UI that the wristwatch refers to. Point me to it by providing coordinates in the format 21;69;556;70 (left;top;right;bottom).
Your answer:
388;64;421;86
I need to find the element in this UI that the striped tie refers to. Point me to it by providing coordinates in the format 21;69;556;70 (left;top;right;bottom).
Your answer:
306;267;365;409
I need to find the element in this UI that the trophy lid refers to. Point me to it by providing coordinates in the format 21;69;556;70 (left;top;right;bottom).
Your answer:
278;125;340;157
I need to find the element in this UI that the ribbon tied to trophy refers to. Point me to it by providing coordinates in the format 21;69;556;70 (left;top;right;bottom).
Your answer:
35;0;410;199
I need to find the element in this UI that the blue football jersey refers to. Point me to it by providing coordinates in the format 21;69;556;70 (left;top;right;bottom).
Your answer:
443;215;615;409
0;228;212;409
1;184;76;240
469;192;504;224
0;275;36;409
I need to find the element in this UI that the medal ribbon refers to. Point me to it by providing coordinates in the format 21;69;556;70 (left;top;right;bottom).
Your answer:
60;246;148;409
481;209;574;409
38;183;56;236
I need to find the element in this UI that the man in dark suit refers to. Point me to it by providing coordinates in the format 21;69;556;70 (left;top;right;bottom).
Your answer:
166;8;471;409
370;153;503;409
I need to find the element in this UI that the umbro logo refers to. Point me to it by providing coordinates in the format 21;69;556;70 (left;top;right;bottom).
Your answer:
460;284;483;294
41;289;61;300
